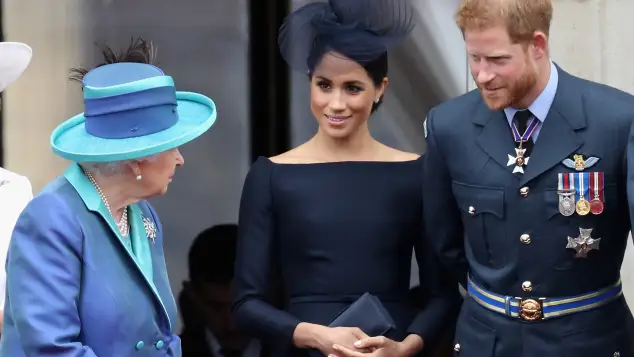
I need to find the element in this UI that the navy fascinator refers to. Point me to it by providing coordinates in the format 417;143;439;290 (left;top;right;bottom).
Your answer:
278;0;415;72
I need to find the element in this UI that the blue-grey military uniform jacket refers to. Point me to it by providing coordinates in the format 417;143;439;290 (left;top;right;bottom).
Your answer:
423;64;634;357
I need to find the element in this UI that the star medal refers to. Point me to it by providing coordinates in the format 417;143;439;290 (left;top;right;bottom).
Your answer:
508;116;539;174
566;227;601;258
574;172;590;216
589;171;604;215
557;173;576;216
507;147;529;174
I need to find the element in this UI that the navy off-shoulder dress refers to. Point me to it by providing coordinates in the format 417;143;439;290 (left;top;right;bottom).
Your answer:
232;156;459;356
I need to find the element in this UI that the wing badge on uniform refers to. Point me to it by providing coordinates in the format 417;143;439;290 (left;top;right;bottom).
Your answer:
561;154;599;171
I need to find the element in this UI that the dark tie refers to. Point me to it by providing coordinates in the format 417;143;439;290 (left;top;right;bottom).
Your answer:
513;109;535;157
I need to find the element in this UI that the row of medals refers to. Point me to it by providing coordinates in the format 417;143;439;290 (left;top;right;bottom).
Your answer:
558;188;603;217
510;125;604;217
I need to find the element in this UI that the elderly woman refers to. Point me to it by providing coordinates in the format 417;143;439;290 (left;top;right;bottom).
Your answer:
0;40;217;357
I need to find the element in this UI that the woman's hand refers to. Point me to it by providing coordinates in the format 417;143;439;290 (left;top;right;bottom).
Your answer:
293;323;372;356
315;326;372;356
332;334;424;357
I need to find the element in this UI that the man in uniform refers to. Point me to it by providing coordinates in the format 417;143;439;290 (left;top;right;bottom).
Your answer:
422;0;634;355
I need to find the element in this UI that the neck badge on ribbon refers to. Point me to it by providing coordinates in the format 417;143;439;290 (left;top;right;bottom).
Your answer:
506;117;538;174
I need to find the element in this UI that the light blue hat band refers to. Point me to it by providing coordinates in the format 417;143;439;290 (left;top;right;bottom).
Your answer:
83;75;175;99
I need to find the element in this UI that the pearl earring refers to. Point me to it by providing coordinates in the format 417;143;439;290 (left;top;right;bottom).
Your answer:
375;98;380;103
136;175;142;181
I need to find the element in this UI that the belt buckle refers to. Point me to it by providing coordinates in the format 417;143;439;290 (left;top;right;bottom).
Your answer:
517;297;545;321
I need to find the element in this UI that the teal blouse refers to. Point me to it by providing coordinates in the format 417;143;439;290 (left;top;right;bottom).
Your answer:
64;163;155;286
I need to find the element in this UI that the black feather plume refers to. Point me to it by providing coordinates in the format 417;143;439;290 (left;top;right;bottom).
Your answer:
69;36;158;83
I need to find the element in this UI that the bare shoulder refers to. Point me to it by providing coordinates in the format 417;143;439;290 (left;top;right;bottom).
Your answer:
378;145;420;162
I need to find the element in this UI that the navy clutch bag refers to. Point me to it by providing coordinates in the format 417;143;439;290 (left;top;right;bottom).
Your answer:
328;292;396;336
308;293;397;357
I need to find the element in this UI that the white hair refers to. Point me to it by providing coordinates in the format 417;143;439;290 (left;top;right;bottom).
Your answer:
79;154;159;177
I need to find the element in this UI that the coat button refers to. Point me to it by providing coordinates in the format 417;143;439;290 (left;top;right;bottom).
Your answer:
522;281;533;292
155;340;165;350
135;341;144;350
520;234;531;244
454;343;461;352
520;187;529;197
468;206;476;215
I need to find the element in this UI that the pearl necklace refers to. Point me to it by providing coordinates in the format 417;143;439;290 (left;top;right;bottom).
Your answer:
83;169;129;237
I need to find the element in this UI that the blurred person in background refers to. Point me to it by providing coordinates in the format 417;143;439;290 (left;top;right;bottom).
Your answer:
0;38;217;357
0;41;34;334
179;224;270;357
232;1;461;356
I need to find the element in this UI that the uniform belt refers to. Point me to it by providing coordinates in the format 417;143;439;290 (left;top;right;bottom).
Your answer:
467;275;623;321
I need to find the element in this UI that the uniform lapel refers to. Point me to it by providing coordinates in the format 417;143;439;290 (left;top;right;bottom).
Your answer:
473;102;519;177
520;68;586;185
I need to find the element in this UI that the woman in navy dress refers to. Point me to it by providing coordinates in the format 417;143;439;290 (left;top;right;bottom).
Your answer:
232;1;461;356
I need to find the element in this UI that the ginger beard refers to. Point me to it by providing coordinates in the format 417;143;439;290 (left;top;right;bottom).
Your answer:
476;52;538;110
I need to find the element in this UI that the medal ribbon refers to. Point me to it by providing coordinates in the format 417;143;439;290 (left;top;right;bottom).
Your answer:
575;172;589;201
558;173;572;192
511;117;539;143
567;172;575;195
590;172;604;202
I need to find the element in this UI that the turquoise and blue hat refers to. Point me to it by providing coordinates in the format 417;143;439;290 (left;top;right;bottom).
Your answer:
50;62;217;162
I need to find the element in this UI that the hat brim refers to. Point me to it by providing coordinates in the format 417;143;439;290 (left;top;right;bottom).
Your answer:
0;42;32;92
50;91;217;162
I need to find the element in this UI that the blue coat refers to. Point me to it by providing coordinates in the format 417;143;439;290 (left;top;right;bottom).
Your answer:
0;163;181;357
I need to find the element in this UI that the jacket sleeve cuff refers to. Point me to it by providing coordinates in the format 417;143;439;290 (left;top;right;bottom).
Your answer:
405;295;461;348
